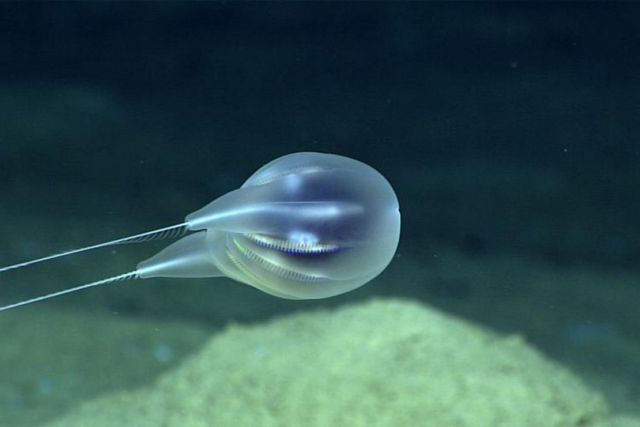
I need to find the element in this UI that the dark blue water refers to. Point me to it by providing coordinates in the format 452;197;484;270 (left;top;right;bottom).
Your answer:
0;4;638;425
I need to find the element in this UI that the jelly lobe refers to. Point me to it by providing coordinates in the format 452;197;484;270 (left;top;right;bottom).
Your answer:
183;152;401;299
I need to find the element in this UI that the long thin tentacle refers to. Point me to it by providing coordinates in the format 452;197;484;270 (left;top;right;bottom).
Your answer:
0;271;139;312
0;223;188;274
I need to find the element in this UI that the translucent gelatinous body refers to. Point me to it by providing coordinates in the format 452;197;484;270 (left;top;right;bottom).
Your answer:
0;152;401;312
139;152;401;299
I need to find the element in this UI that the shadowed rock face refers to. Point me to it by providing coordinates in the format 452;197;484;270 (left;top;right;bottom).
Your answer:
0;307;210;427
45;299;611;427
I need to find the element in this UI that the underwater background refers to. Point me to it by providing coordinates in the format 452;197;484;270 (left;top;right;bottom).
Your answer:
0;3;639;426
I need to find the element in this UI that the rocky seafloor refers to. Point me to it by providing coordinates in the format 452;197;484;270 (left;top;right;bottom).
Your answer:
2;296;639;427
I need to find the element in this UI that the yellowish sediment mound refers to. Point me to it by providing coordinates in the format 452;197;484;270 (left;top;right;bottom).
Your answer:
45;299;610;427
